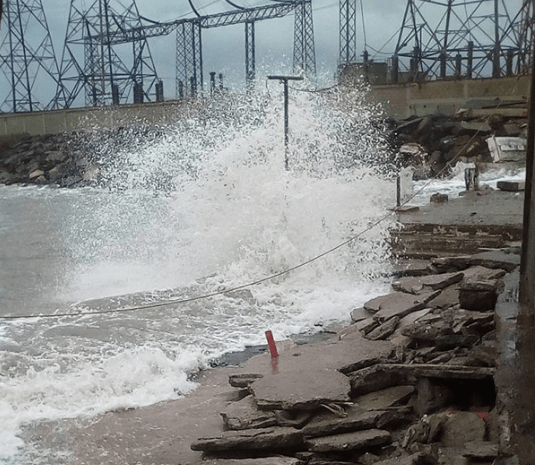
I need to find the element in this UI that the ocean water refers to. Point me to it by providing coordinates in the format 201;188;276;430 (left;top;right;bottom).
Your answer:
0;85;398;463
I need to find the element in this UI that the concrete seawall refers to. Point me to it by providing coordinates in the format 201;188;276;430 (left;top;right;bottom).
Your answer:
0;75;530;137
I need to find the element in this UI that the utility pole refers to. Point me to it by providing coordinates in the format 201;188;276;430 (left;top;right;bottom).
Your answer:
513;16;535;462
267;75;304;170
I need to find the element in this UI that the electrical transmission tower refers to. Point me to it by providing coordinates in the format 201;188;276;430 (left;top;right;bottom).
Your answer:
392;0;534;82
339;0;357;65
55;0;160;108
293;0;316;75
0;0;62;112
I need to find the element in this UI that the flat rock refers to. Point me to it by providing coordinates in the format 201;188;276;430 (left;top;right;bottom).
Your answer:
497;180;525;192
365;291;441;322
461;265;506;282
221;395;278;430
365;317;400;341
392;272;463;295
462;441;499;459
350;307;373;323
349;365;409;397
353;385;415;410
190;459;299;465
382;364;495;380
229;374;265;388
250;368;351;411
190;427;305;452
440;412;486;446
305;428;391;452
373;452;430;465
302;406;392;438
467;250;520;272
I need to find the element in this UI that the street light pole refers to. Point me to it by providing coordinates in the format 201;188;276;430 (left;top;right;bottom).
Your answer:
267;75;304;170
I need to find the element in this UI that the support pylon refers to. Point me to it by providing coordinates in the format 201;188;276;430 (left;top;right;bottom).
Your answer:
339;0;357;65
293;0;316;75
54;0;160;109
175;21;203;98
0;0;62;112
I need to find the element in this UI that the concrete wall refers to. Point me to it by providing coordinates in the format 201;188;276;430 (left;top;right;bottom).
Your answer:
0;99;190;136
370;75;530;119
0;76;531;136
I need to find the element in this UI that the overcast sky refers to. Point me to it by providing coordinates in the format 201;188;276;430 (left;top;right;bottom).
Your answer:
44;0;408;94
0;0;526;108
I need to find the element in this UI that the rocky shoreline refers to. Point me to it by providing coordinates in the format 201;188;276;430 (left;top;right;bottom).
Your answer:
183;249;517;465
68;247;519;465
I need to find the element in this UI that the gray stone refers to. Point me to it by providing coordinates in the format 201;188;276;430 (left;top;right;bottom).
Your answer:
466;250;520;273
190;427;305;452
189;459;299;465
349;365;409;397
365;317;400;341
364;291;440;323
415;378;453;416
229;374;264;388
383;363;495;380
392;272;463;295
461;265;506;282
353;386;415;411
373;452;431;465
462;441;499;459
302;406;391;438
250;368;351;411
497;180;525;192
305;428;391;452
221;395;278;430
351;307;373;323
440;412;486;446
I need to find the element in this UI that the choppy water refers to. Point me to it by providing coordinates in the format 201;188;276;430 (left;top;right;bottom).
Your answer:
0;85;398;463
0;84;525;464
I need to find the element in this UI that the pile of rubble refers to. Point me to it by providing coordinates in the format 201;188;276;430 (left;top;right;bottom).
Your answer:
392;113;527;179
189;249;519;465
0;132;97;187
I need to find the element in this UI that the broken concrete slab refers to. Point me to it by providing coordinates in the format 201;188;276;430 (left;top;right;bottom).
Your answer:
497;180;525;192
190;427;305;452
365;317;400;341
392;272;463;295
221;395;278;430
349;365;409;397
305;428;391;452
350;307;373;323
431;250;520;273
302;406;396;439
250;368;351;411
373;452;432;465
229;374;265;388
461;441;499;459
461;265;506;282
190;458;299;465
353;385;415;411
440;412;486;446
364;291;441;322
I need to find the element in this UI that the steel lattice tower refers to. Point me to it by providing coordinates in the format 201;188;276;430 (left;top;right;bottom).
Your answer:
55;0;160;108
0;0;62;112
393;0;534;82
175;21;203;98
339;0;357;65
293;0;316;75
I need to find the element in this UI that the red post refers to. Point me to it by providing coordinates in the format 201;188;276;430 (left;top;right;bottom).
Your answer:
265;330;278;358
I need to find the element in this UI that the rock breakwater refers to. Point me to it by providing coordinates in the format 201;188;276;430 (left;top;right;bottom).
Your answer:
189;249;519;465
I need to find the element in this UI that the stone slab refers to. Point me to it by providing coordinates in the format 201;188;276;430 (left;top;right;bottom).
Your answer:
302;406;389;438
190;459;299;465
221;395;278;430
353;385;415;410
462;441;499;459
305;428;391;452
440;412;486;446
190;427;305;452
364;291;440;322
392;272;463;295
497;180;525;192
250;368;351;411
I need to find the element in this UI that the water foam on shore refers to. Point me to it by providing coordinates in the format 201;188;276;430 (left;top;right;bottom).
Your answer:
0;84;395;464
